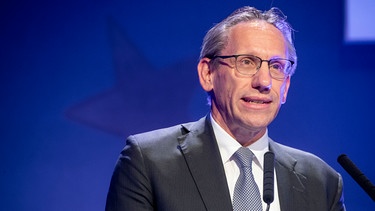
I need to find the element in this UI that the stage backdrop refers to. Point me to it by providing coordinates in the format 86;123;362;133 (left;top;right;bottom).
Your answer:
1;0;374;210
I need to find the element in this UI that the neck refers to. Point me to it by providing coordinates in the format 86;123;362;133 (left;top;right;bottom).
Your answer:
232;127;266;147
210;113;267;147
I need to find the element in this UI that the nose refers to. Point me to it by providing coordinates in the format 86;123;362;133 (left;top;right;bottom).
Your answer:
251;62;272;92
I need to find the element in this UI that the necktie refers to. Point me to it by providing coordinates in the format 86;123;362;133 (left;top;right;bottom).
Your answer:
232;147;263;211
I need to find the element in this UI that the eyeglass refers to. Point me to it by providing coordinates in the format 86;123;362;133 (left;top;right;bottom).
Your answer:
210;54;294;79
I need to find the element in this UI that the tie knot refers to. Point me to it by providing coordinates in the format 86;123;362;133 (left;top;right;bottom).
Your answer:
233;147;254;168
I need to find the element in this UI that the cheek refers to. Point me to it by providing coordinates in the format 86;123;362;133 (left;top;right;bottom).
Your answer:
213;71;234;93
212;70;250;101
272;82;286;100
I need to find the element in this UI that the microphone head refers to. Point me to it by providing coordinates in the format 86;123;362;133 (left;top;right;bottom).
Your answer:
337;153;375;202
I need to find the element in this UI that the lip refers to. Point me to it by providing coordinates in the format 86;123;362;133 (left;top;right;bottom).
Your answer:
241;96;272;109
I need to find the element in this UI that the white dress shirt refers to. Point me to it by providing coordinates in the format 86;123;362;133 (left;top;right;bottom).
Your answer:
210;115;281;211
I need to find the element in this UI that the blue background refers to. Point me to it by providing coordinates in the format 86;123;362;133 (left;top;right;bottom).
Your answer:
1;0;374;210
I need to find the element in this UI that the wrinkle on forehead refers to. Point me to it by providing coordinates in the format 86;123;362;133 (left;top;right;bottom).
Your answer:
224;21;287;59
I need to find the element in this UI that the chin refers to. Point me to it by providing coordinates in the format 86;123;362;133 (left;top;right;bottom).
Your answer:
241;119;271;130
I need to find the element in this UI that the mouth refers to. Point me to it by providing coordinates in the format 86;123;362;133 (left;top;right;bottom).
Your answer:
241;97;272;104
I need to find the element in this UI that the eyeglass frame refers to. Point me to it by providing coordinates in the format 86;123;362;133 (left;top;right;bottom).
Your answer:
208;54;295;79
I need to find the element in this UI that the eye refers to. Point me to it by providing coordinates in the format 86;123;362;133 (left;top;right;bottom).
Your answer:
238;56;257;67
269;60;286;72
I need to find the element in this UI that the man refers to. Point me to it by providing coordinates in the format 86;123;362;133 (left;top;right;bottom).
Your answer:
106;6;345;211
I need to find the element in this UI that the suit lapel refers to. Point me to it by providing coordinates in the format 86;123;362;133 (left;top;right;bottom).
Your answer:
177;118;310;210
269;140;308;211
177;116;233;211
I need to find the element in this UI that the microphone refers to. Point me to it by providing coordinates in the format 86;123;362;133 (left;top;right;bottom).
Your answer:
263;151;275;211
337;154;375;201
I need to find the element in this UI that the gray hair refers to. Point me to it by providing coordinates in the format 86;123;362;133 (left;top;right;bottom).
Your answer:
200;6;297;75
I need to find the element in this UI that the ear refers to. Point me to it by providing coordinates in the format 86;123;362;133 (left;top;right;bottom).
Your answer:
197;58;214;92
281;76;291;104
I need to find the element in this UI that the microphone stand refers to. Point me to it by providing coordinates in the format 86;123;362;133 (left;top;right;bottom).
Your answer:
263;151;275;211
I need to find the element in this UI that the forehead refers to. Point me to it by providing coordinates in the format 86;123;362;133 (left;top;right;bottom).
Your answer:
224;21;287;57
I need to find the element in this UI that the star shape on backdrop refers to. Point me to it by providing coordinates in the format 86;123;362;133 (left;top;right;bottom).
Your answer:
65;18;204;137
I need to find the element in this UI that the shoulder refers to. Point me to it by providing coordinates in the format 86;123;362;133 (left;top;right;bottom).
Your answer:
125;116;207;150
271;140;339;177
271;140;345;209
275;142;322;162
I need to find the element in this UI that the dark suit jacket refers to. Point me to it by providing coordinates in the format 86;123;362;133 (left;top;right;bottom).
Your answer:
106;116;345;211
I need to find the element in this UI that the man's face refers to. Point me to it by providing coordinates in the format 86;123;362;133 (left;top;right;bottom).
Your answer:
198;21;291;141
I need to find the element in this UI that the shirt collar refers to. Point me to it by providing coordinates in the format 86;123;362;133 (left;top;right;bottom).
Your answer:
210;114;269;169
